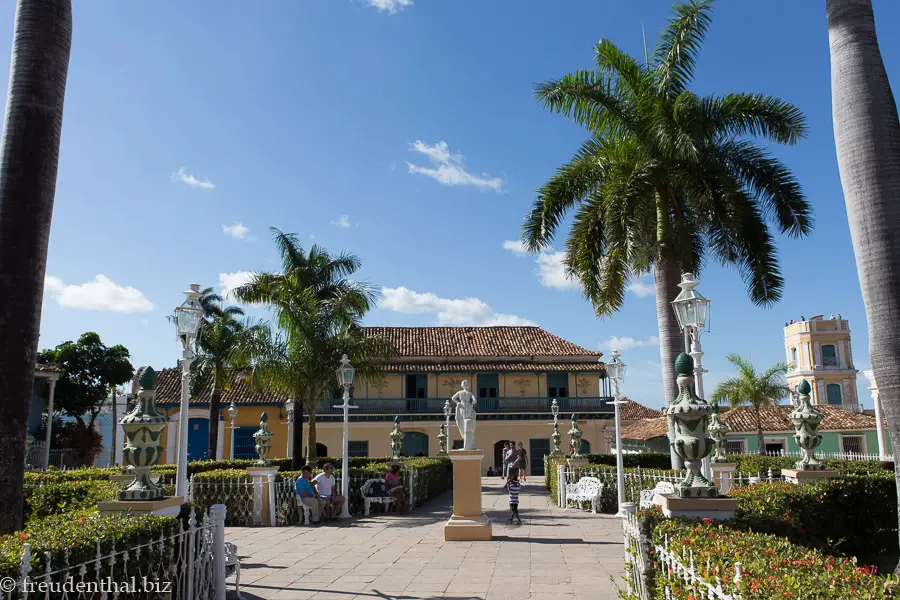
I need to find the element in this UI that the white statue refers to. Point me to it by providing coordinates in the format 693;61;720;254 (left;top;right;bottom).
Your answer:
450;380;477;450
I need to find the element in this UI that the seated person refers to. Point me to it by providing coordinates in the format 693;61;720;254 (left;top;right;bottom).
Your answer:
385;464;408;513
486;467;495;477
313;462;345;521
295;465;327;523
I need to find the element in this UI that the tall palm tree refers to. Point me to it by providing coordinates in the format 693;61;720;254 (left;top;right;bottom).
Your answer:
192;299;266;459
712;354;789;455
523;0;811;466
0;0;72;535
235;228;379;468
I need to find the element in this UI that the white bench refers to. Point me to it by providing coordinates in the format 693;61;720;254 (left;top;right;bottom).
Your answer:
639;482;676;510
224;541;242;598
361;478;396;516
564;476;604;513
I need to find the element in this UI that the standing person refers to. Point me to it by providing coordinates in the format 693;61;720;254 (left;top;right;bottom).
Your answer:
516;442;528;483
505;442;517;480
313;463;345;521
505;467;522;525
295;466;327;524
501;442;511;478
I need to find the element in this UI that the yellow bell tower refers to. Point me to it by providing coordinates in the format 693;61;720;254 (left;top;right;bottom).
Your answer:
783;315;858;409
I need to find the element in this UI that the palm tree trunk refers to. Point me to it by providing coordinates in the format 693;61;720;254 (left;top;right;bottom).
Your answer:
827;0;900;559
109;387;117;467
292;402;304;471
755;405;765;456
655;256;685;469
0;0;72;534
208;380;221;460
306;403;318;466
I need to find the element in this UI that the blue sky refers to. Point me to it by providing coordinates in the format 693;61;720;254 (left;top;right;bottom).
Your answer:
4;0;898;408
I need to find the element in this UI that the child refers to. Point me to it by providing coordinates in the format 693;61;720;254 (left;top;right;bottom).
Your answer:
505;468;522;525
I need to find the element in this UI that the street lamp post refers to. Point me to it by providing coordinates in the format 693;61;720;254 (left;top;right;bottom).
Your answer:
550;399;562;455
226;401;238;459
334;354;357;519
671;272;711;477
283;398;295;458
443;399;453;450
606;349;631;517
174;284;205;499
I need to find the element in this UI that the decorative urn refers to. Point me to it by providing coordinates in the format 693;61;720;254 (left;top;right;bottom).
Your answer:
253;412;274;466
119;367;167;500
708;407;730;463
551;419;562;456
437;423;448;455
390;416;404;461
567;414;583;458
664;353;716;497
790;379;825;470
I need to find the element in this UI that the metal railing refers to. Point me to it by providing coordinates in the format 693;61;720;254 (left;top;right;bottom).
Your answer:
763;449;886;461
315;396;613;415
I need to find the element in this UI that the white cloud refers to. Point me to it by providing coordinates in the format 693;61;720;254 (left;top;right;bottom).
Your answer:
627;277;655;297
407;141;503;192
222;223;248;239
219;271;254;299
536;250;580;290
44;275;154;313
599;335;660;353
368;0;413;14
331;215;352;229
501;240;529;257
174;167;215;190
380;286;535;326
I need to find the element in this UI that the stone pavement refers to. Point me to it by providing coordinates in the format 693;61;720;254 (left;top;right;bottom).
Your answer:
225;476;624;600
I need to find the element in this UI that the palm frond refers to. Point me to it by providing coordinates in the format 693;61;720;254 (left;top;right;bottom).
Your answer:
702;92;807;145
652;0;713;97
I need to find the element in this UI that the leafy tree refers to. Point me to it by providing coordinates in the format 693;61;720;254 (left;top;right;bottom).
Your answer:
523;0;810;467
0;0;73;535
235;228;387;468
711;354;789;455
38;332;135;430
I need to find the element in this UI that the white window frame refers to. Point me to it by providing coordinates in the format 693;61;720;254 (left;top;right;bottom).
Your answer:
839;434;867;455
724;438;747;455
763;437;789;454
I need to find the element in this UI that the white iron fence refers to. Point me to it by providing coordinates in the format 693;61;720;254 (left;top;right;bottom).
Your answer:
25;442;101;471
7;505;227;600
763;449;886;461
623;512;743;600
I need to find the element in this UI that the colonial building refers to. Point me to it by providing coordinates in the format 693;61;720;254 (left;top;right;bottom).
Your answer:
783;315;859;409
622;405;890;457
151;326;660;475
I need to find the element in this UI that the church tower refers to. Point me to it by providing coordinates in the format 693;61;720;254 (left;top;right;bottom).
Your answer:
783;315;859;409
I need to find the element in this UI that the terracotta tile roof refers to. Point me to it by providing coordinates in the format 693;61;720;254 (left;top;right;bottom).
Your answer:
622;417;669;440
621;405;881;441
381;362;605;373
362;326;602;360
617;398;663;420
154;368;288;406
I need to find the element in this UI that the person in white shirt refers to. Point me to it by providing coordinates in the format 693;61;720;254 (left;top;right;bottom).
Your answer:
312;463;345;521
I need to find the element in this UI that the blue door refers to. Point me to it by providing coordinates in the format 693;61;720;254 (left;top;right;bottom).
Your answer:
402;432;429;457
530;439;550;477
187;418;210;462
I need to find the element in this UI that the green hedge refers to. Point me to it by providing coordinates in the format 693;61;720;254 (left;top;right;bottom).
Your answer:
23;480;121;526
729;473;898;559
727;454;893;476
633;515;899;599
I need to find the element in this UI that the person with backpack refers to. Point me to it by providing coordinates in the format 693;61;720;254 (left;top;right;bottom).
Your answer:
516;442;528;483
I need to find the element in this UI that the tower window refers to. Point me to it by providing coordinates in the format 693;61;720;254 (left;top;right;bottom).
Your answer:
826;383;843;406
822;345;837;367
791;347;798;368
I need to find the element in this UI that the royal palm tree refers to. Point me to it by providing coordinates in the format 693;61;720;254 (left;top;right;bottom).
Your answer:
712;354;789;455
523;0;811;467
234;228;380;468
0;0;72;533
191;297;266;458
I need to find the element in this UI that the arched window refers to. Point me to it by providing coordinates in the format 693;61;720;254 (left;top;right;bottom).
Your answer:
791;347;798;367
822;345;837;367
826;383;843;406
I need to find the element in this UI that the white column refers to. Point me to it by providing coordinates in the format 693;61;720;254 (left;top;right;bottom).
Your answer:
43;378;57;470
210;504;227;600
167;414;178;464
216;420;225;460
814;342;822;368
816;381;826;405
335;386;357;519
838;341;847;369
176;347;194;498
865;370;888;459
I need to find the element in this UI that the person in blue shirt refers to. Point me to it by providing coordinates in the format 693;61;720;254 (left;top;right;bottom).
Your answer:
295;465;327;523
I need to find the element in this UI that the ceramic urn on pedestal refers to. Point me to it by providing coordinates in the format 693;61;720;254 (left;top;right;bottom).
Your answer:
438;423;448;455
708;408;730;464
568;414;583;458
253;412;274;466
390;416;404;461
790;379;825;471
119;367;167;500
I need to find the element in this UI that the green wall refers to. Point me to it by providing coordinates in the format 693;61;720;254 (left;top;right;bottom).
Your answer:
724;430;889;455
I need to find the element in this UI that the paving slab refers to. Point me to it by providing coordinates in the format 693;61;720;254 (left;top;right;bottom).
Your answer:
226;476;624;599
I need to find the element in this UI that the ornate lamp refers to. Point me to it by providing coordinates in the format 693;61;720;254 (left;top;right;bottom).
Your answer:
551;398;560;420
336;354;356;389
174;284;204;343
227;401;238;428
285;398;295;423
670;272;710;332
606;350;626;387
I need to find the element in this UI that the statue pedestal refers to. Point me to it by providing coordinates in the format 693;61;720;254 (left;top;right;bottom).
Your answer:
782;468;838;485
567;458;589;468
247;466;280;527
98;496;184;518
656;494;737;521
445;450;492;541
710;463;736;494
110;473;162;484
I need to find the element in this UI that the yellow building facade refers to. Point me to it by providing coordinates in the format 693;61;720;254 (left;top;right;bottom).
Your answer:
783;315;859;408
151;326;661;476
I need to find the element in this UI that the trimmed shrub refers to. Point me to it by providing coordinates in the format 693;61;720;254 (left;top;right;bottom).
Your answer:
639;517;898;599
23;480;121;525
728;454;892;476
729;473;898;559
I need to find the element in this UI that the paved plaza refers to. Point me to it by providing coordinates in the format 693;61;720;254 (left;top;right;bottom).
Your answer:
226;477;624;600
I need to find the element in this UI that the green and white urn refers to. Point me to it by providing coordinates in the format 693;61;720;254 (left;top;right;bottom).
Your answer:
664;353;716;498
119;367;166;500
438;423;448;455
790;379;825;470
253;412;273;466
708;407;730;464
390;416;404;461
568;414;583;458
